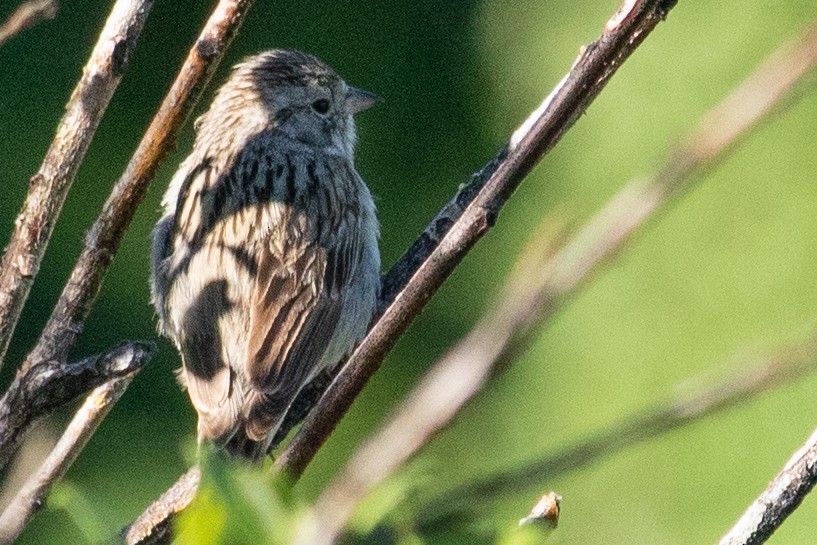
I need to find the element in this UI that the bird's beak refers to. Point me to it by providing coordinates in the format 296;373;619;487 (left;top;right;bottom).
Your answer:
346;86;380;115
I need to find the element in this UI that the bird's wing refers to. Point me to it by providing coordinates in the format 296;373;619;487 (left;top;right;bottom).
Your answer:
243;225;349;440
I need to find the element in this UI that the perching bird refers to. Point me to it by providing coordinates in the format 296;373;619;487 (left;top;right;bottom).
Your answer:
150;49;380;459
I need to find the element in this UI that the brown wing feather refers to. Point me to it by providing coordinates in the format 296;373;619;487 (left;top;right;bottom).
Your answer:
244;231;346;441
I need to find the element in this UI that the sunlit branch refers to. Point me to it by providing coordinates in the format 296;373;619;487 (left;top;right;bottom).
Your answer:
0;0;152;369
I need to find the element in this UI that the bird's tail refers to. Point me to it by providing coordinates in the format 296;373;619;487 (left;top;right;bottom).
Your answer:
223;427;269;460
220;390;291;460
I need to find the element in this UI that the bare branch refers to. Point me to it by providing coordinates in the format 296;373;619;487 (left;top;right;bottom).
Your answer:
19;0;254;379
0;341;154;471
421;338;817;528
717;425;817;545
0;365;146;544
0;0;152;369
294;19;817;538
0;0;58;47
292;221;568;545
123;467;201;545
275;0;681;480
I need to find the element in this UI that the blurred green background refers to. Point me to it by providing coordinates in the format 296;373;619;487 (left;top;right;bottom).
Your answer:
2;0;817;543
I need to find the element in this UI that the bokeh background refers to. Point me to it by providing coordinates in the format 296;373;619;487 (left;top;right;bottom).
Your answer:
2;0;817;543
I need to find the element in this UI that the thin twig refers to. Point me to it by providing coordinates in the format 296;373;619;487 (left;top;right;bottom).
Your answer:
717;425;817;545
123;466;202;545
0;0;58;47
0;362;148;544
0;341;154;471
421;338;817;529
128;1;680;536
292;18;817;542
19;0;254;379
276;0;681;481
0;0;152;369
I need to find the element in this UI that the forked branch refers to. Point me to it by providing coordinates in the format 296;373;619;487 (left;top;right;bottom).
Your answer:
0;349;150;544
0;0;253;472
0;342;154;470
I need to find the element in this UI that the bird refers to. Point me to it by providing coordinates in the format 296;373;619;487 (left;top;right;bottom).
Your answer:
150;49;381;459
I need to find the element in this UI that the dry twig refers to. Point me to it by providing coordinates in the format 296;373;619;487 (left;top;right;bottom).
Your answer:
0;0;58;47
0;0;152;369
0;352;149;545
717;424;817;545
0;341;154;471
0;0;252;475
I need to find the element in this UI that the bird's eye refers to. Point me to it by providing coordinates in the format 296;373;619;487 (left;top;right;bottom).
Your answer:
311;99;330;115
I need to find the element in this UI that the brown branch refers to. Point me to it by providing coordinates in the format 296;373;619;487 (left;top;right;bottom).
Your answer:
0;0;253;488
275;0;681;480
0;341;154;471
716;425;817;545
292;221;568;545
123;467;202;545
421;337;817;529
20;0;255;377
0;0;152;369
295;17;817;541
0;364;146;545
0;0;58;47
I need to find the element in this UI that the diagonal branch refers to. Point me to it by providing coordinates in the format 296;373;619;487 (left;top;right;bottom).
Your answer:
291;220;569;545
275;0;681;480
0;341;154;471
716;424;817;545
20;0;255;377
0;0;58;47
0;0;152;369
295;18;817;540
421;338;817;529
0;357;149;545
